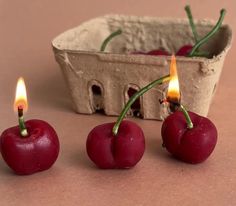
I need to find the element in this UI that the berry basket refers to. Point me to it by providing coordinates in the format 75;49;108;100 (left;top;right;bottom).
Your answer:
52;14;232;120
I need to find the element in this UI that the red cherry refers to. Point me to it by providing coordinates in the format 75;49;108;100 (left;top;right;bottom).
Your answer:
176;45;193;56
0;119;60;175
161;111;217;164
147;49;169;56
86;120;145;169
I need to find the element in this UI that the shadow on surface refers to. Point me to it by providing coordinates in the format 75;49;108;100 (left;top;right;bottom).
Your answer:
0;160;12;175
67;148;97;170
147;136;177;163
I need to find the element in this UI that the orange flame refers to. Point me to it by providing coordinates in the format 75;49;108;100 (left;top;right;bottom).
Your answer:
167;55;180;101
14;77;28;112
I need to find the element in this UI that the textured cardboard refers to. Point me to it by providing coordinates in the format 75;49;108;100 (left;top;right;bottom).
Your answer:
52;14;232;120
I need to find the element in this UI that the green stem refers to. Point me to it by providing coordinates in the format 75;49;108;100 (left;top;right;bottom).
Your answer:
193;51;209;57
179;104;193;129
185;5;199;43
188;9;226;57
18;107;28;137
19;116;28;137
100;29;122;52
112;75;171;136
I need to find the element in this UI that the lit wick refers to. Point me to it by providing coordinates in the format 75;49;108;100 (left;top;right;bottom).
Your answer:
14;77;29;137
164;55;193;129
166;55;181;112
167;95;181;113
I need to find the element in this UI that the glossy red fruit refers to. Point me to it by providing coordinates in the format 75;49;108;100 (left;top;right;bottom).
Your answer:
176;45;193;56
147;49;169;56
86;120;145;169
161;111;217;164
0;119;60;175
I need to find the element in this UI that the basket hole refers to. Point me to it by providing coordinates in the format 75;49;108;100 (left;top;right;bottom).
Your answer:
92;85;102;96
95;108;105;114
127;87;142;118
90;83;104;113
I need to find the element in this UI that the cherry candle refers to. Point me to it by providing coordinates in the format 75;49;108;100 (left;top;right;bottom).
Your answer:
0;77;60;175
161;56;218;164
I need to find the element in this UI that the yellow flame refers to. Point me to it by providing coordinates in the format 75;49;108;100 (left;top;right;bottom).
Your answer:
14;77;28;112
167;55;180;101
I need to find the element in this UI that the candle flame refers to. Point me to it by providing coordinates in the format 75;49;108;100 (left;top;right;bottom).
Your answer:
167;55;180;102
14;77;28;112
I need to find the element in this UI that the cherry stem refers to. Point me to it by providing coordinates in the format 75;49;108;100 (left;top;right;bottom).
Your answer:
185;5;199;43
100;29;122;52
191;51;209;57
18;107;28;137
188;9;226;57
112;75;171;136
179;104;193;129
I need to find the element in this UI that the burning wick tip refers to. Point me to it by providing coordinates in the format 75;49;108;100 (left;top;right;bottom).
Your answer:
160;98;181;113
17;105;24;118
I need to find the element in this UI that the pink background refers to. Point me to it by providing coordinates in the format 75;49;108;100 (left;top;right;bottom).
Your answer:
0;0;236;205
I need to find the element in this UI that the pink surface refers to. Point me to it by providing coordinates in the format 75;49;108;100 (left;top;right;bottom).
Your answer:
0;0;236;205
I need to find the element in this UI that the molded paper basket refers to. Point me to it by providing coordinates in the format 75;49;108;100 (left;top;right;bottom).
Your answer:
52;14;232;120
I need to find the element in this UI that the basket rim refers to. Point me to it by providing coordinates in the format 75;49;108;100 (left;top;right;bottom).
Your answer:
52;14;233;64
